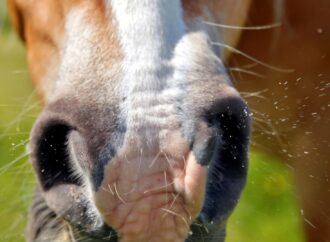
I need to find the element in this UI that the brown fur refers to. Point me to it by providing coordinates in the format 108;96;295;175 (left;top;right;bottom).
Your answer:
233;0;330;241
7;0;121;101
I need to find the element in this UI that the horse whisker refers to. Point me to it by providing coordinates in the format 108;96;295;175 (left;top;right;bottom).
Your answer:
229;67;267;79
161;208;190;229
114;182;127;204
148;150;161;168
211;41;294;73
143;181;174;194
202;20;282;30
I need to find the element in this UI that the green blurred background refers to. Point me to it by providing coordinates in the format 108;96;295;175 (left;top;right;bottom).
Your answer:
0;3;305;242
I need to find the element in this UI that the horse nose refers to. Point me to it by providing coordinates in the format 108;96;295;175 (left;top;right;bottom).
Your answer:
180;85;251;231
29;97;123;188
28;101;107;230
191;94;250;167
180;83;251;166
29;111;77;191
28;82;251;240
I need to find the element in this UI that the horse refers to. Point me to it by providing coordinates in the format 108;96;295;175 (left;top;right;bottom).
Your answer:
6;0;330;241
234;1;330;241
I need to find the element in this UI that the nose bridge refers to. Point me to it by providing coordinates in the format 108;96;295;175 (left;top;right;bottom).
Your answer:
111;0;186;144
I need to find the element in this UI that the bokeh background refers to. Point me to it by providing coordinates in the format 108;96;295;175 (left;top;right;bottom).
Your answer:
0;2;305;242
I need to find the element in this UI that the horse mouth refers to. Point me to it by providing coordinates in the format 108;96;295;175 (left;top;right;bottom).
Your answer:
90;137;207;242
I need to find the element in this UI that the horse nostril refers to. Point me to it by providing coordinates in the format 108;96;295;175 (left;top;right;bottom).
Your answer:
211;103;250;173
192;96;251;167
29;111;105;232
204;96;251;174
195;96;251;226
29;114;81;191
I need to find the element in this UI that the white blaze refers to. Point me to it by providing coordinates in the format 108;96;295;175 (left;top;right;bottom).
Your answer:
109;0;225;145
110;0;185;65
110;0;187;140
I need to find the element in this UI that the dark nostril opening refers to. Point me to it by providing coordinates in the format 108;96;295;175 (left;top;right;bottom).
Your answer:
198;97;251;225
29;112;105;232
30;118;81;191
215;108;250;176
206;97;251;175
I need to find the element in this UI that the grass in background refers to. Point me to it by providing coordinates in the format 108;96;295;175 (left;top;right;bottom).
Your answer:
0;1;11;34
0;31;39;241
227;152;305;242
0;17;305;242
